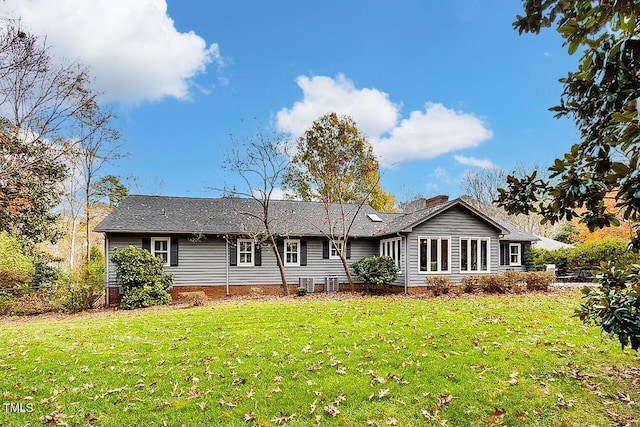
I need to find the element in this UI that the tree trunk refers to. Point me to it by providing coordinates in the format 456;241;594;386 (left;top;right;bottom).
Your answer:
268;233;289;296
340;253;355;291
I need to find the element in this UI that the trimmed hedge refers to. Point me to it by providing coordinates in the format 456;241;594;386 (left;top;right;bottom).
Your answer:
433;271;554;295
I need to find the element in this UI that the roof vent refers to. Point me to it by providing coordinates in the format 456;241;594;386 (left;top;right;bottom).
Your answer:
367;213;383;222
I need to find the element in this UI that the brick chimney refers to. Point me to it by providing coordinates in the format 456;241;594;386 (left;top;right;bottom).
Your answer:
424;195;449;209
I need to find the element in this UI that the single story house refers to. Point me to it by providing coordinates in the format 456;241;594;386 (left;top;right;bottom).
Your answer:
95;195;538;304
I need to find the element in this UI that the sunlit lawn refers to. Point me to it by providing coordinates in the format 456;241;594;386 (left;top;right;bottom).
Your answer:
0;291;638;426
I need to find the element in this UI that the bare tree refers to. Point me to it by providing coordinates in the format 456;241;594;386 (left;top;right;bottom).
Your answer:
219;130;293;295
72;108;123;262
0;20;118;246
460;166;553;236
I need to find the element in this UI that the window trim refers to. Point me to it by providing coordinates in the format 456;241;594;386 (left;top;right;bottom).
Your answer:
151;237;170;266
237;239;255;267
460;237;491;273
329;241;343;260
380;237;402;273
284;239;300;266
418;236;451;274
509;243;521;266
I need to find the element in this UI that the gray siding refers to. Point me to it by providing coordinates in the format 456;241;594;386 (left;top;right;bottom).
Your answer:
105;234;376;289
405;206;501;286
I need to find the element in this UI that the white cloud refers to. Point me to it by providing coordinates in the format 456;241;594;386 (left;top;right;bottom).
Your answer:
277;75;492;168
374;103;492;167
3;0;221;103
252;187;290;200
453;155;495;169
276;74;400;137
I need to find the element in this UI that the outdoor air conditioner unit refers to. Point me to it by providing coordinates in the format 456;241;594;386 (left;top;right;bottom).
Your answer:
298;277;314;293
325;276;339;292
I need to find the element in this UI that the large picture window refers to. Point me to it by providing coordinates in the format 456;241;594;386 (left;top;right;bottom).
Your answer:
419;237;450;273
460;238;490;273
238;239;254;266
380;237;402;272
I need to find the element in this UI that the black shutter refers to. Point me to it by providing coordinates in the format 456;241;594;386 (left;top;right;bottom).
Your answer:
277;240;284;264
346;240;351;259
170;237;179;266
229;239;237;266
323;240;329;259
300;241;307;266
142;237;151;252
254;244;262;266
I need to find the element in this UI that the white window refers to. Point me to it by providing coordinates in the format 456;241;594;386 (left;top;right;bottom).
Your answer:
418;237;450;273
152;237;170;266
330;241;343;260
460;238;490;273
380;237;402;272
509;243;521;266
238;239;254;266
285;239;300;266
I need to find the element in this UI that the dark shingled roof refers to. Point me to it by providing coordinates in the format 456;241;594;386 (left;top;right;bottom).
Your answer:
95;195;539;242
94;195;386;237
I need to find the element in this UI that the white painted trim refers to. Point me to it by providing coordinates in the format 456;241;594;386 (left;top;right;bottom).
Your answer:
417;236;451;274
151;237;171;266
459;237;491;274
509;243;522;266
237;239;255;267
329;241;343;260
284;239;301;267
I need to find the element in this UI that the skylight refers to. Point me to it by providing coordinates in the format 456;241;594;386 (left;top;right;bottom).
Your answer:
367;213;383;222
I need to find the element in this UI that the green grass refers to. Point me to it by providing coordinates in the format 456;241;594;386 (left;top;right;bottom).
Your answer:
0;291;638;426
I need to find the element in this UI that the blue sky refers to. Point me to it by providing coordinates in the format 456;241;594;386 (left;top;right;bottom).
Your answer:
5;0;579;203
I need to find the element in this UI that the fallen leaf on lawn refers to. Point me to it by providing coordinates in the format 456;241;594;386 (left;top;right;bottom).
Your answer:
271;412;296;424
334;393;346;405
219;398;236;407
198;401;206;410
244;412;256;422
437;394;453;408
378;388;390;399
324;404;340;417
386;418;398;425
489;407;506;418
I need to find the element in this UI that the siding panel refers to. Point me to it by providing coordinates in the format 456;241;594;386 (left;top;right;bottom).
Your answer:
405;206;501;286
106;234;376;289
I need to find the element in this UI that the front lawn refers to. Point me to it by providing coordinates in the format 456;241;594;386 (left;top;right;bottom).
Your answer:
0;291;638;426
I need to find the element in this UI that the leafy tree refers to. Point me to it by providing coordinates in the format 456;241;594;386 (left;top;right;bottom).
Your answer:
551;222;579;244
499;1;640;245
83;245;104;285
0;231;34;277
92;175;129;209
497;1;640;350
0;120;68;245
0;20;115;247
286;112;395;211
285;113;394;289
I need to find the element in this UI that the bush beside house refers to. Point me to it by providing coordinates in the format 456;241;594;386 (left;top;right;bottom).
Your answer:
352;256;399;293
111;245;173;309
